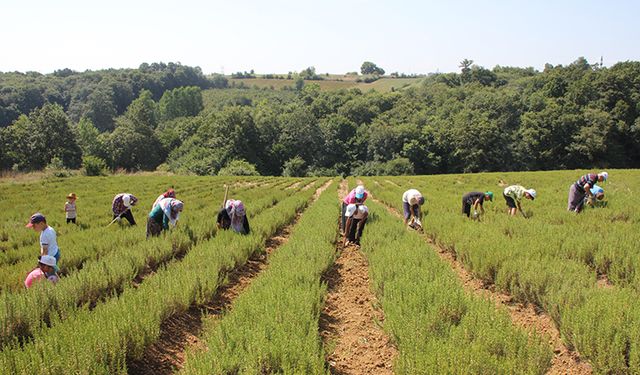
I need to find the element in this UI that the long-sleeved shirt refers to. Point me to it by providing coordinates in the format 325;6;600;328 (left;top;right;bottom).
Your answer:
112;193;138;216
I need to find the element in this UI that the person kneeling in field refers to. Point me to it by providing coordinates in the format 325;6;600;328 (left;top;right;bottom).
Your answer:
568;171;608;213
503;185;536;218
112;193;138;225
24;255;59;288
585;184;607;208
217;200;250;235
147;198;184;238
462;191;493;219
152;188;176;209
402;189;425;229
343;203;368;246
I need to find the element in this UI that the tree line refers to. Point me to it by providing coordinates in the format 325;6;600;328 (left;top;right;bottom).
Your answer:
1;57;639;176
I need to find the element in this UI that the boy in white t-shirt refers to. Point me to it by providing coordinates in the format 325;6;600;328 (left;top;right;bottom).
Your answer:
26;213;60;263
65;193;77;224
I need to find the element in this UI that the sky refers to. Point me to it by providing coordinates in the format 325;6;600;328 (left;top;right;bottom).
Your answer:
1;0;639;75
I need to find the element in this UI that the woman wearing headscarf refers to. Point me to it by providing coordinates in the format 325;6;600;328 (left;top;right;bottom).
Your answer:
152;188;176;209
146;198;184;238
217;199;250;235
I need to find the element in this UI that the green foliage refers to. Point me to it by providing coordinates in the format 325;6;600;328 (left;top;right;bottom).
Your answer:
82;155;108;176
361;61;385;76
3;58;640;175
125;89;158;129
1;104;82;171
158;86;204;121
104;117;163;171
282;156;306;177
217;159;260;176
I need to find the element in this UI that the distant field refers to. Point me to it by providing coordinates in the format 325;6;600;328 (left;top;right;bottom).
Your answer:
226;76;423;92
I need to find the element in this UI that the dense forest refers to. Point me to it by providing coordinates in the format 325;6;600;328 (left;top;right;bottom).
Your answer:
1;58;639;176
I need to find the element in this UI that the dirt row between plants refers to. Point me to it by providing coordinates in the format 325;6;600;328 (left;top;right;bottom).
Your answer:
368;192;592;375
319;180;397;375
127;179;333;375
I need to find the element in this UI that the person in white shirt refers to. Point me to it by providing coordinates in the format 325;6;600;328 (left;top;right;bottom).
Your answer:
26;213;60;263
343;203;369;246
402;189;425;229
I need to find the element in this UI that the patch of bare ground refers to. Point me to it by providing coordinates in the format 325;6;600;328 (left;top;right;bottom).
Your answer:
127;180;333;375
384;179;399;187
596;272;613;289
285;180;302;190
320;243;397;375
370;194;592;375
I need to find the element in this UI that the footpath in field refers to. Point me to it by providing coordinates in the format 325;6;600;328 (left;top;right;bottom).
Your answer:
367;184;591;375
320;180;397;374
128;180;332;375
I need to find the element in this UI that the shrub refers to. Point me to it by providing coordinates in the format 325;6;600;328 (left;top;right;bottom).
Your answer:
217;160;260;176
82;155;108;176
282;156;306;177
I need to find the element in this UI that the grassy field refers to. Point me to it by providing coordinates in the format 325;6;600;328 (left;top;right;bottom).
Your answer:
227;76;423;92
0;170;638;373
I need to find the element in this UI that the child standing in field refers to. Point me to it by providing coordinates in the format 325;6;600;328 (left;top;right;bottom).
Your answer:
65;193;77;224
26;213;61;264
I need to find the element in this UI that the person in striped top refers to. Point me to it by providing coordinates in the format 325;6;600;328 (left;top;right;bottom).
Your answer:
568;171;608;213
112;193;138;225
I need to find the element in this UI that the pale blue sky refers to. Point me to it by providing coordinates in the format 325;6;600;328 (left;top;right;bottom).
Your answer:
2;0;638;74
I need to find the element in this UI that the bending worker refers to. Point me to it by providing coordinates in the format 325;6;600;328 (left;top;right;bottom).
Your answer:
568;171;608;213
152;188;176;209
503;185;536;217
343;202;368;246
147;198;184;238
402;188;425;229
112;193;138;225
217;199;250;235
25;255;59;288
342;185;368;233
462;191;493;218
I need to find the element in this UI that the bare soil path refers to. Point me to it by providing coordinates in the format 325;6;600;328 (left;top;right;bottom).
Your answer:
127;180;333;375
368;189;592;375
319;180;397;375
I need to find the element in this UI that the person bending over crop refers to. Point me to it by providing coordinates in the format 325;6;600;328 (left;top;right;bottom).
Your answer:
568;171;608;213
26;213;61;263
402;189;425;229
147;198;184;238
112;193;138;225
342;185;368;233
24;255;59;288
503;185;536;217
65;193;77;224
585;184;607;208
462;191;493;218
152;188;176;209
343;203;368;246
217;199;250;235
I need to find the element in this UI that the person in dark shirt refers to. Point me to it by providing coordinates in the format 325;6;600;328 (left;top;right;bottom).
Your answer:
217;199;250;235
462;191;493;218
